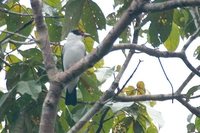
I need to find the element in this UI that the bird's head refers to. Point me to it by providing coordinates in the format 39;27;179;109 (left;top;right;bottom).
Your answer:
67;29;90;40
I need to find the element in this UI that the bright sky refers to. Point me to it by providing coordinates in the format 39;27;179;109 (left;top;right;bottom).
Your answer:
0;0;199;133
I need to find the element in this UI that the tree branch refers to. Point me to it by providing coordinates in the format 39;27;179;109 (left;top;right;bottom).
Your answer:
181;27;200;52
177;98;200;117
30;0;60;133
176;65;200;94
112;44;184;58
112;44;200;77
142;0;200;12
114;93;183;102
0;19;34;45
157;58;174;102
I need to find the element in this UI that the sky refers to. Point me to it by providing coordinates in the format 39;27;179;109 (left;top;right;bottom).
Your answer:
0;0;200;132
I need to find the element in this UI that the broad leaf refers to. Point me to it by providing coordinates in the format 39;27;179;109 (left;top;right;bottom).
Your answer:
61;0;85;39
16;80;42;100
147;124;158;133
5;4;33;43
164;23;180;52
148;10;173;47
82;0;106;42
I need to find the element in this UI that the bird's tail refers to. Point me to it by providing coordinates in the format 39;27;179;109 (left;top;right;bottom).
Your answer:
65;88;77;106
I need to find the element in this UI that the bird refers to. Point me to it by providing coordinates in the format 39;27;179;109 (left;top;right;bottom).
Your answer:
62;29;90;106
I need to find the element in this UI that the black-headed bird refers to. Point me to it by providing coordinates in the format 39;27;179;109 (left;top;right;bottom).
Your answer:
62;29;89;105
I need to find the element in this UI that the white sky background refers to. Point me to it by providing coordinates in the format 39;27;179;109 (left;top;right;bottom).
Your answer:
0;0;199;133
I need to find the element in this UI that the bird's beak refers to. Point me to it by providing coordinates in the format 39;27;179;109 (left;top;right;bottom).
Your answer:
83;32;91;37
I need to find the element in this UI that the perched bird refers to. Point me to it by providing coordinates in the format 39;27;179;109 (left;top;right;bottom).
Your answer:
62;29;89;106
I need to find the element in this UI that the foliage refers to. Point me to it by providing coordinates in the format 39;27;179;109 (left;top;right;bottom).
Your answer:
0;0;199;132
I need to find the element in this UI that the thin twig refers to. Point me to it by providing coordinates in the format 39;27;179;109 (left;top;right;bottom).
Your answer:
176;65;200;94
0;7;64;18
0;56;11;67
181;54;200;77
190;94;200;99
158;58;174;102
95;107;110;133
0;19;34;45
0;30;35;41
181;27;200;52
117;60;142;95
8;39;36;45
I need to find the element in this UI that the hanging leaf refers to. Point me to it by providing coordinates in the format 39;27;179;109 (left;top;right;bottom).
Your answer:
6;54;21;64
164;23;180;52
61;0;85;39
148;10;173;47
82;0;106;42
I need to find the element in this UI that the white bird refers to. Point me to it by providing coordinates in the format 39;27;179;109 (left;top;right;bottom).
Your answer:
62;29;89;105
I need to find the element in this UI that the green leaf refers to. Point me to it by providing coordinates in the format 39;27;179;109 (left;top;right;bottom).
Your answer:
148;10;173;47
6;54;21;64
186;85;200;100
5;4;33;42
83;36;94;53
61;0;85;39
82;0;106;42
194;45;200;60
46;17;62;42
195;117;200;132
0;89;16;121
71;105;89;122
44;0;61;8
173;9;189;27
16;80;42;100
147;124;158;133
164;23;180;52
119;27;131;43
79;71;102;102
106;12;117;26
19;48;43;64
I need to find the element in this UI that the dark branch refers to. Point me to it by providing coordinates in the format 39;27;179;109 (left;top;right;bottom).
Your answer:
182;27;200;52
176;65;200;94
112;44;184;58
177;98;200;117
143;0;200;12
157;58;174;102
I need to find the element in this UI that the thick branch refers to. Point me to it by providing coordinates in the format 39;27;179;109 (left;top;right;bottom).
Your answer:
114;94;200;117
30;0;59;133
143;0;200;12
176;65;200;94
